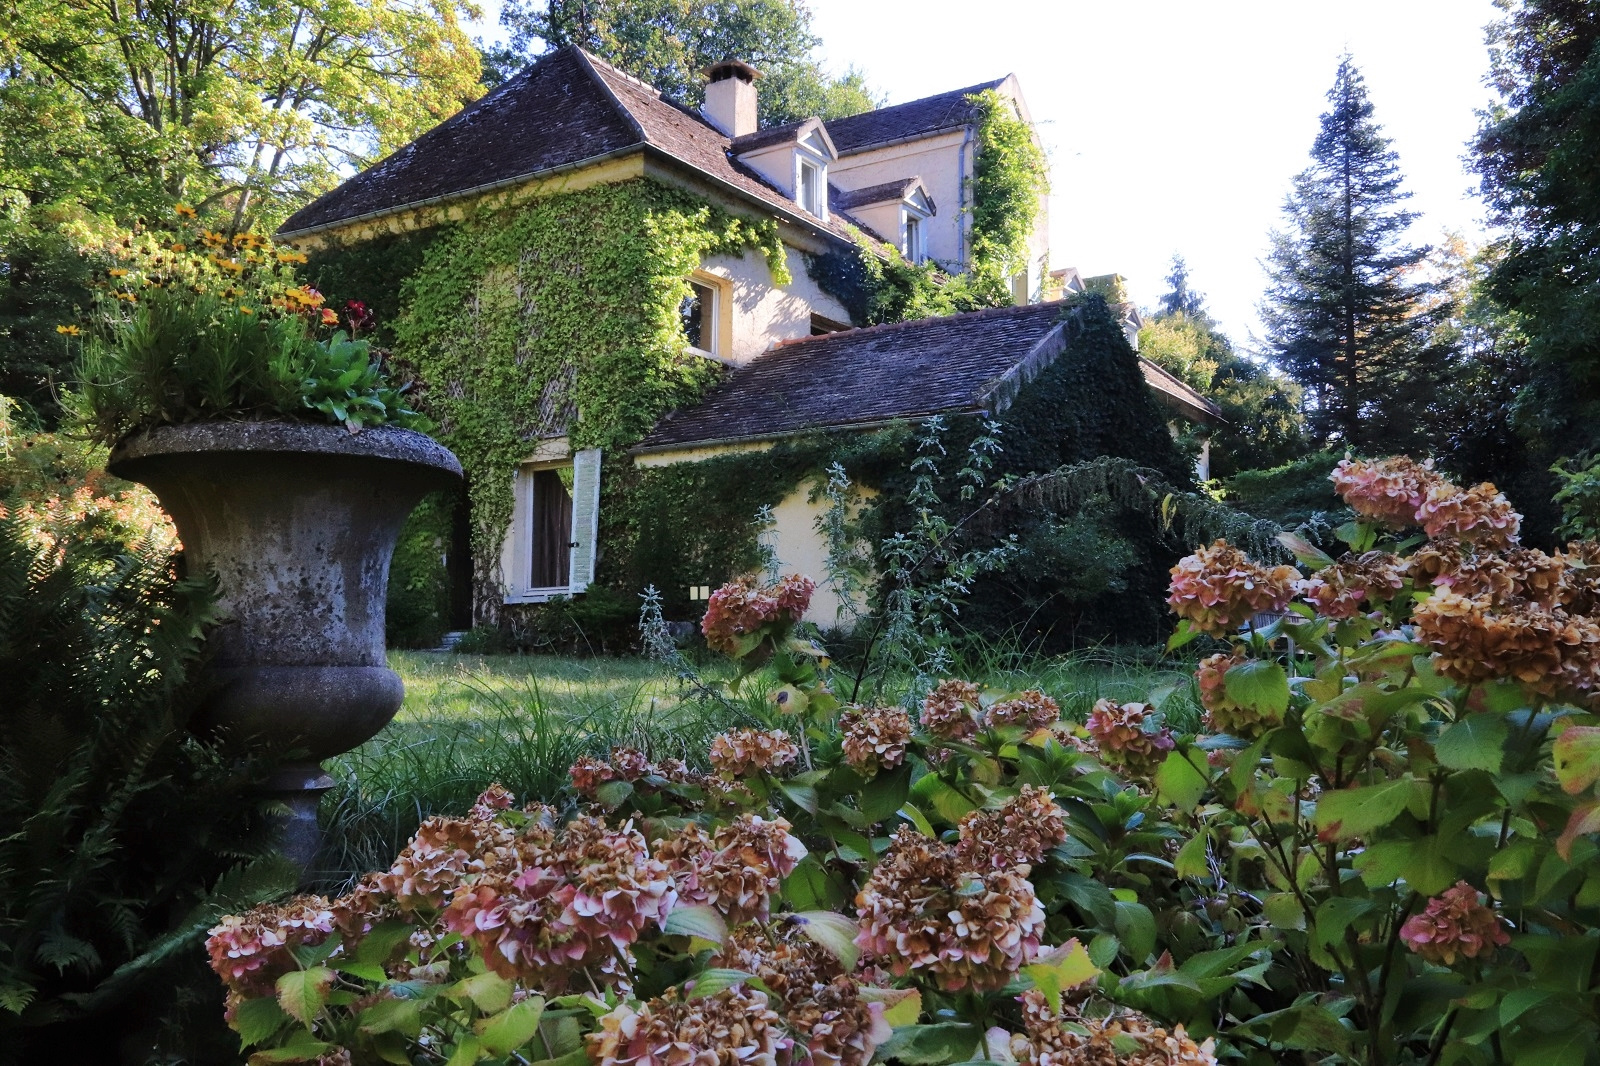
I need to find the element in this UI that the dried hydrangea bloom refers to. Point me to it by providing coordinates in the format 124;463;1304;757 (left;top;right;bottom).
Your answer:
1008;989;1217;1066
922;678;983;740
773;573;816;621
1400;881;1510;966
715;926;891;1066
441;815;674;990
1298;551;1407;620
1167;540;1299;637
986;689;1061;730
955;786;1067;870
470;783;516;815
1085;699;1176;779
656;814;806;925
1558;542;1600;615
371;812;517;911
206;895;336;996
1417;480;1521;547
710;728;801;777
589;985;788;1066
840;704;913;774
1412;589;1600;704
569;754;617;797
1196;652;1282;738
701;574;813;657
1330;456;1444;528
854;826;1044;992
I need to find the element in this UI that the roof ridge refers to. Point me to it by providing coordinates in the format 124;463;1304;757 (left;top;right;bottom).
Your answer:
772;300;1060;350
574;48;653;145
831;76;1008;123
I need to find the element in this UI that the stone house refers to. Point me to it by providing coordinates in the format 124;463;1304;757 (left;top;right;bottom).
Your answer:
278;46;1216;629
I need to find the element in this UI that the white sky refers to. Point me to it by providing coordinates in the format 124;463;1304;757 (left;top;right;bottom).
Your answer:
471;0;1501;344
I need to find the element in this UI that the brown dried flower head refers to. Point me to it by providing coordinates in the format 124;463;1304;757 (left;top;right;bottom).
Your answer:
588;985;789;1066
1298;551;1407;620
1330;456;1444;528
854;826;1045;992
1167;540;1299;637
1009;989;1217;1066
840;704;913;774
956;786;1067;870
710;728;801;777
986;689;1061;730
922;678;983;740
1085;699;1176;778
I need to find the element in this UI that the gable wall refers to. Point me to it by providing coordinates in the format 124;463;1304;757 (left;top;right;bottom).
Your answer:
830;130;969;270
700;245;854;364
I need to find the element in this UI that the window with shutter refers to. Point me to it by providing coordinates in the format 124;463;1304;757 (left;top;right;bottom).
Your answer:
567;448;602;594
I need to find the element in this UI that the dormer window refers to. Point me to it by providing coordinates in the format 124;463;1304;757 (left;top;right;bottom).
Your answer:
903;213;925;264
797;157;825;218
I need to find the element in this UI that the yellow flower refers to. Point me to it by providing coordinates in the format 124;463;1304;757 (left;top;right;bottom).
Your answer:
239;306;254;315
168;243;187;252
56;324;81;336
174;203;197;218
108;268;129;278
201;230;225;247
276;249;308;264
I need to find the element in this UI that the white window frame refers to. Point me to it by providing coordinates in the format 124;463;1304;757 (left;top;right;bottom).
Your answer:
681;271;730;363
502;447;602;604
795;155;827;220
902;210;927;264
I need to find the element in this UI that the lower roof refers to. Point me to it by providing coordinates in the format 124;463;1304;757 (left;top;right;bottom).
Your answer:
634;302;1221;454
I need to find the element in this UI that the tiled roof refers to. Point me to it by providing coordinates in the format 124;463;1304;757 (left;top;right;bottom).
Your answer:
637;303;1068;450
279;47;869;244
825;79;1006;155
637;302;1224;451
279;49;640;235
834;178;933;214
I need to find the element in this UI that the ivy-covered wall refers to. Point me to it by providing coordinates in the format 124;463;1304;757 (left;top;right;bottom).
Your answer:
306;178;789;622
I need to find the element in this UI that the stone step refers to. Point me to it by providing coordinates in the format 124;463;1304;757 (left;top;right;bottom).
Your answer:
427;630;468;653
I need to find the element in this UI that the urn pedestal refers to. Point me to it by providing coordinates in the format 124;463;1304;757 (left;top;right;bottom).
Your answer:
108;422;464;869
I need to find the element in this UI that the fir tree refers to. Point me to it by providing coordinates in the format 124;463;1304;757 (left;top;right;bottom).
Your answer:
1159;255;1206;318
1261;56;1441;452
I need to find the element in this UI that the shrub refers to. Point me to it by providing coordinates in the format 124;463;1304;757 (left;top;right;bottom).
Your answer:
212;455;1600;1066
0;505;291;1062
385;490;456;649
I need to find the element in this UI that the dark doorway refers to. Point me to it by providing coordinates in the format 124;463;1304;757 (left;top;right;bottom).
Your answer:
446;483;473;629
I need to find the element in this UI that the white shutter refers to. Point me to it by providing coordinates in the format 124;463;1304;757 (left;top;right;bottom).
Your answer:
567;448;602;594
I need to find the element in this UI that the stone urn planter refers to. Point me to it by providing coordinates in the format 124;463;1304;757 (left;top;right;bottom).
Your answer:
108;421;463;867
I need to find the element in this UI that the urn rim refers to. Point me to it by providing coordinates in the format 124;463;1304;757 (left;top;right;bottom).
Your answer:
107;419;463;481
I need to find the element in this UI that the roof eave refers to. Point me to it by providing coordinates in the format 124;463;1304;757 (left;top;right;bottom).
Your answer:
632;409;982;457
275;144;646;241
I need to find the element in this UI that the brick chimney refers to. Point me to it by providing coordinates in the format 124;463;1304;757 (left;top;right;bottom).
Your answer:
701;58;761;138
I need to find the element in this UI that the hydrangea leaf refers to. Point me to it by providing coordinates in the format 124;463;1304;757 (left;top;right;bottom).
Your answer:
662;905;727;945
1223;659;1290;716
790;911;861;970
1553;724;1600;795
1313;778;1429;840
476;997;545;1056
1436;715;1510;774
275;967;333;1029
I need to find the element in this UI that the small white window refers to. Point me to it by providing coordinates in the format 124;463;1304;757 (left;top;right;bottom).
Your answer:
526;467;573;591
680;278;719;356
903;214;924;264
797;158;825;217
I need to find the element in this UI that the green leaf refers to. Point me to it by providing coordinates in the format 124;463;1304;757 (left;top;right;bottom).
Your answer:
910;773;979;824
663;905;727;945
1223;659;1290;716
874;1023;980;1065
444;1034;482;1066
356;920;418;965
782;855;844;910
1154;748;1210;811
686;969;752;999
1262;892;1305;931
477;996;545;1056
860;765;912;823
1313;778;1428;840
1277;531;1335;570
1553;724;1600;794
1436;715;1510;773
791;911;861;970
593;779;634;808
1174;830;1210;879
1166;618;1201;652
333;961;388;984
1557;801;1600;861
451;971;513;1014
275;967;333;1029
1499;988;1555;1028
897;802;936;837
234;996;291;1048
860;986;922;1027
1023;939;1099;1012
248;1043;334;1064
1113;901;1157;963
777;780;819;814
1511;1026;1594;1066
358;997;422;1037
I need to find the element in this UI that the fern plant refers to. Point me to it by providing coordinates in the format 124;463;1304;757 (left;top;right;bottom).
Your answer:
0;508;294;1062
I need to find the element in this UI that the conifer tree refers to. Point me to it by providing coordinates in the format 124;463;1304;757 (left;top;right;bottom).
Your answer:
1261;56;1441;452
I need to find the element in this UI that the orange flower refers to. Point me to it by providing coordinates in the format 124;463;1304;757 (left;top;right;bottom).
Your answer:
320;307;339;325
55;324;81;336
174;203;197;218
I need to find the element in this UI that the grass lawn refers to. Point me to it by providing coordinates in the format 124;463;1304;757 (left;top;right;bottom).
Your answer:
312;646;1200;888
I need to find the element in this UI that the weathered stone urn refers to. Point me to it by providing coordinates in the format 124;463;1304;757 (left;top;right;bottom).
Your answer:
108;421;463;867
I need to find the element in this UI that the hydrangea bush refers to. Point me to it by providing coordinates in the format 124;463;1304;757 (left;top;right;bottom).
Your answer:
211;459;1600;1065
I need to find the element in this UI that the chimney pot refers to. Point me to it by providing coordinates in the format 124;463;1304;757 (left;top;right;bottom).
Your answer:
701;58;761;138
